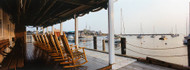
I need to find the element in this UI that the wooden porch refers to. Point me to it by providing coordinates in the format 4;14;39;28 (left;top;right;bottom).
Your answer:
0;43;175;70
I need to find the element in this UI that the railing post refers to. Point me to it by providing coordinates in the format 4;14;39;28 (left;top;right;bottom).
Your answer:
93;36;97;50
187;39;190;66
36;27;38;35
74;14;79;48
121;37;126;55
52;25;54;35
60;23;63;35
102;39;105;51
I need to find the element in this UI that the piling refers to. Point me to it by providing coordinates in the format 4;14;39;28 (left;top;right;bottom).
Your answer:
121;37;126;55
187;39;190;66
102;40;105;51
93;36;97;50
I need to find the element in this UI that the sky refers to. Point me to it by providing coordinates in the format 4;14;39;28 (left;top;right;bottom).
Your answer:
27;0;190;35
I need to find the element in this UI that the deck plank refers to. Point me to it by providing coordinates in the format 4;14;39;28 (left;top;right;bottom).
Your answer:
0;43;176;70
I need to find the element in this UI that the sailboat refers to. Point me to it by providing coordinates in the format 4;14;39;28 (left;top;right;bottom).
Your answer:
183;17;189;45
137;23;143;39
151;26;155;38
119;8;125;37
171;24;179;37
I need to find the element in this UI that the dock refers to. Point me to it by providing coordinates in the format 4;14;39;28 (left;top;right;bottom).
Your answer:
121;34;179;36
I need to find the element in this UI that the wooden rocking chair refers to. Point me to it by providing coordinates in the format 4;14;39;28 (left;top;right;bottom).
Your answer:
60;32;88;68
32;34;42;47
32;34;51;52
46;34;65;59
52;35;69;61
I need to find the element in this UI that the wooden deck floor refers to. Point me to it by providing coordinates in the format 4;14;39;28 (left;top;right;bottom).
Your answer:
0;43;175;70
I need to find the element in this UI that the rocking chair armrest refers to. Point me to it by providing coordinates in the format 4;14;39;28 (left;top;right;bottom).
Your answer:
70;45;78;48
70;44;74;46
72;47;85;52
79;47;85;49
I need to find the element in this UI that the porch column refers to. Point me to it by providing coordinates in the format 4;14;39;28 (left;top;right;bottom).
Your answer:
36;27;38;35
189;2;190;35
46;27;49;34
74;14;78;48
42;27;45;35
108;0;115;68
60;23;63;35
52;25;54;35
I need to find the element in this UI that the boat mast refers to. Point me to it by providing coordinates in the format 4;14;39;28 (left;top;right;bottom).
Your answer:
140;23;143;35
153;25;155;34
171;27;173;34
120;8;122;35
186;17;188;36
175;24;177;35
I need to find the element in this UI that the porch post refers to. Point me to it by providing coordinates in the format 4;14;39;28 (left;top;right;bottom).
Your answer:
52;25;54;35
189;2;190;35
15;23;26;67
46;27;49;34
74;14;79;48
60;23;63;35
36;27;38;35
108;0;115;68
42;27;45;35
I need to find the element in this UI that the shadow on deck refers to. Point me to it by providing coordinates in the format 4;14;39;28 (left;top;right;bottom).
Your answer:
0;43;176;70
0;43;108;70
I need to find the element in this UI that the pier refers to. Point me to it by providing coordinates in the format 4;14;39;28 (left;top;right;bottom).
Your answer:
121;34;179;36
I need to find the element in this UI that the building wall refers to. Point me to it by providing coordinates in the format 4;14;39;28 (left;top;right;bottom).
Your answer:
0;8;15;40
0;8;15;63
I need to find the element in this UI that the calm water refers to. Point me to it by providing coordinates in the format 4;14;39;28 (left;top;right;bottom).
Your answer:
78;35;188;66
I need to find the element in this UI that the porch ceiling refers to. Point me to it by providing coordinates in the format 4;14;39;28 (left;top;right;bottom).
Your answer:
0;0;108;27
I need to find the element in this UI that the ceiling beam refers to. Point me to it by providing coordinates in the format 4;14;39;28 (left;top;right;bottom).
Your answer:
34;0;57;25
39;5;89;26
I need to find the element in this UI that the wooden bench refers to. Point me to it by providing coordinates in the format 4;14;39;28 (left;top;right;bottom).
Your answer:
0;39;10;56
0;39;24;70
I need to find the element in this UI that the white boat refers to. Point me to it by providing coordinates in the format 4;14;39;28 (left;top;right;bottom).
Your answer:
67;35;74;42
183;38;188;45
151;26;156;38
183;16;189;45
137;34;143;39
171;25;179;38
183;35;190;45
171;34;179;38
151;35;155;38
105;35;121;43
159;36;167;40
137;23;143;39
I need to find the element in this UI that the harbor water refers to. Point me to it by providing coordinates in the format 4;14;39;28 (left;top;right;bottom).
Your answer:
78;35;188;66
